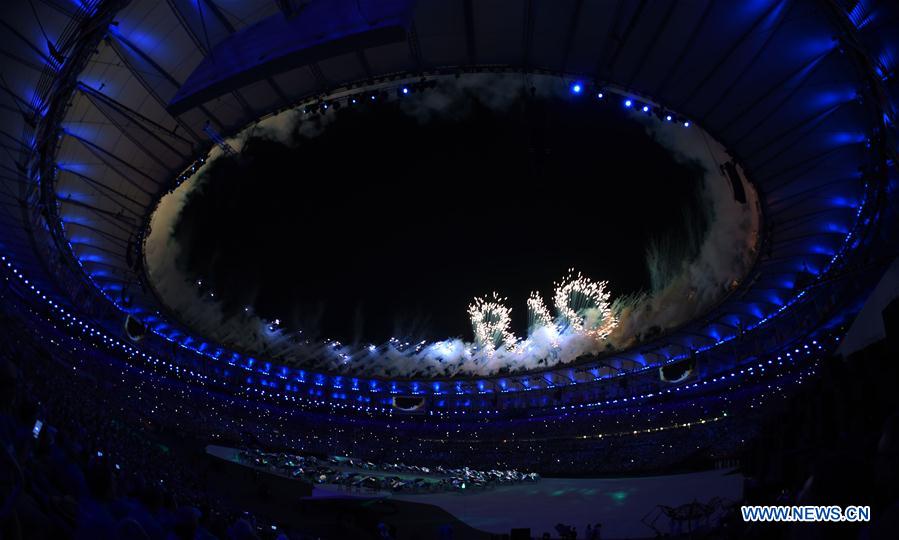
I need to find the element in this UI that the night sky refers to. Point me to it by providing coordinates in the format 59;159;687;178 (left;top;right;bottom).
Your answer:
173;89;706;344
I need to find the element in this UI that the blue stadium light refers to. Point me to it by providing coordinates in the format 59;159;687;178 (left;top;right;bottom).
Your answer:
624;99;633;108
596;92;604;99
642;105;650;113
570;82;582;94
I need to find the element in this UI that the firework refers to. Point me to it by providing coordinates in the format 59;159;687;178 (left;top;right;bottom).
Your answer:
527;291;554;331
467;292;516;353
553;269;617;339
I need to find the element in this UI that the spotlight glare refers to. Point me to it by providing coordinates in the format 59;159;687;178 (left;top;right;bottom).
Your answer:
402;87;409;94
666;115;672;121
642;105;650;113
597;92;604;99
624;99;632;108
683;121;691;127
571;82;582;94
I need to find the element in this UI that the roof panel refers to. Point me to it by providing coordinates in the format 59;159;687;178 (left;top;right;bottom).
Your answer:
472;0;525;66
414;0;467;68
529;0;579;70
317;52;370;85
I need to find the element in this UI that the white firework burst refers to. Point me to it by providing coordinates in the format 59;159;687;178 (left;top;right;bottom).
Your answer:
553;269;618;339
527;291;554;331
468;292;516;353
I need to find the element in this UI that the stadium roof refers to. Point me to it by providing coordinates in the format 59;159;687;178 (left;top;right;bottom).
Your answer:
1;0;897;393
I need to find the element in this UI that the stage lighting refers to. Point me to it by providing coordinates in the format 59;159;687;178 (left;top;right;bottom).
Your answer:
683;121;691;127
666;115;673;121
624;99;632;108
402;87;409;94
642;105;650;113
571;82;582;94
597;92;604;99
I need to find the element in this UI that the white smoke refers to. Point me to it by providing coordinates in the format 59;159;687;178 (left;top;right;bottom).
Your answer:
607;114;761;349
144;73;759;378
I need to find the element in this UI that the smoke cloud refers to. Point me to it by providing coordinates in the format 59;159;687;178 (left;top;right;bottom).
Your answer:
144;73;759;378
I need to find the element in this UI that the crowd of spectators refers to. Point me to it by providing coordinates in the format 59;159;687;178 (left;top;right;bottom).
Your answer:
0;310;312;540
2;300;760;477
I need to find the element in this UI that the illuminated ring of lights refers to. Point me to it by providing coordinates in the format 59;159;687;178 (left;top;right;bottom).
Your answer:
0;252;845;418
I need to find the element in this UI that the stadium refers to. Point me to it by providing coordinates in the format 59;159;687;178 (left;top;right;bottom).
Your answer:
1;0;898;538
